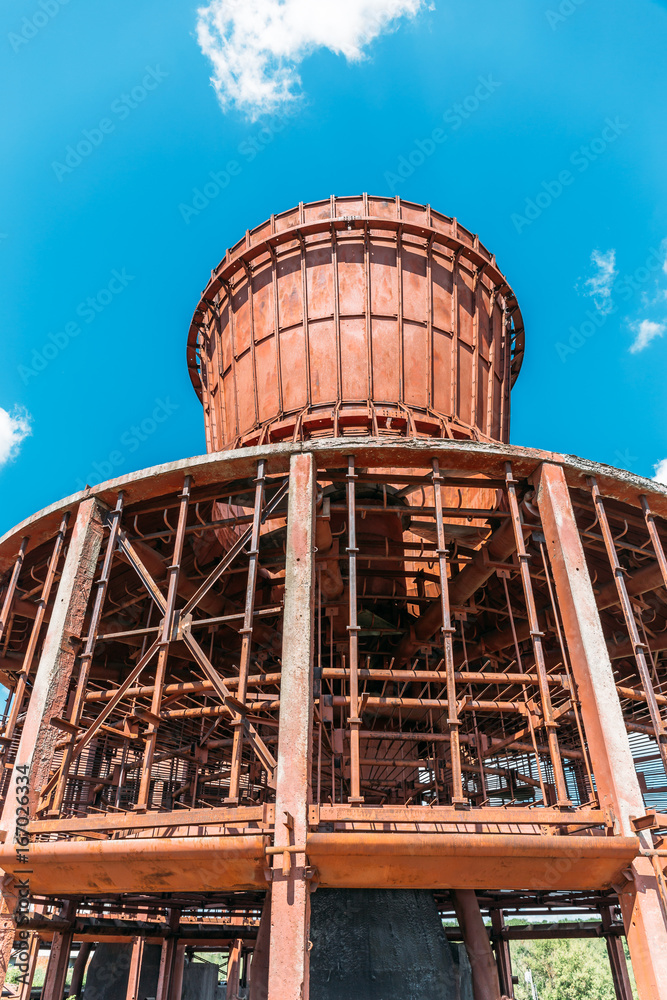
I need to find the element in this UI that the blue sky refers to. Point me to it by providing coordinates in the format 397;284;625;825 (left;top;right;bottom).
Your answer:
1;0;667;535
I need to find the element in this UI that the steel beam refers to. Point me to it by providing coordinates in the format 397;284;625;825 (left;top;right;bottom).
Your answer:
126;934;145;1000
0;878;18;983
491;909;514;998
600;905;633;1000
267;452;316;1000
0;497;107;836
249;892;270;1000
535;462;667;999
69;940;92;1000
156;910;179;1000
41;901;76;1000
16;931;40;1000
454;890;501;1000
226;938;243;999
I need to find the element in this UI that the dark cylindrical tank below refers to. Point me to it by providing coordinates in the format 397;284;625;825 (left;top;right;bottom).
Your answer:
187;195;525;451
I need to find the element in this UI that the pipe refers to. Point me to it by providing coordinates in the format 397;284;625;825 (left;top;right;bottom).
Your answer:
454;890;502;1000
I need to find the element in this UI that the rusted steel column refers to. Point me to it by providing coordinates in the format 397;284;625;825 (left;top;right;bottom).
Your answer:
228;459;266;804
432;459;466;805
346;456;363;803
170;942;186;1000
41;901;76;1000
52;492;124;815
248;892;270;1000
505;463;569;805
4;513;69;743
0;497;107;836
600;906;633;1000
126;935;145;1000
226;938;243;999
535;462;667;998
267;452;316;1000
591;479;667;777
0;877;18;982
453;890;501;1000
69;940;92;999
156;910;180;1000
0;537;28;645
138;476;191;810
16;931;41;1000
490;909;514;998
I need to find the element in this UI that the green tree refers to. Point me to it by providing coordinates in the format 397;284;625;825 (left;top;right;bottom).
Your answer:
511;936;638;1000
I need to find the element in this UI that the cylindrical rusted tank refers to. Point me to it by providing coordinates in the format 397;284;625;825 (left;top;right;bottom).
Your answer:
187;195;525;451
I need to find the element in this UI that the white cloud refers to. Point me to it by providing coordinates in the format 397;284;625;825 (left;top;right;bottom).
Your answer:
196;0;428;119
653;459;667;485
629;318;665;354
584;248;617;315
0;406;31;467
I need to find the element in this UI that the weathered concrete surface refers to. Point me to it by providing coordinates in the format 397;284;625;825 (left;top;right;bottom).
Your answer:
0;497;107;841
266;453;316;1000
309;889;461;1000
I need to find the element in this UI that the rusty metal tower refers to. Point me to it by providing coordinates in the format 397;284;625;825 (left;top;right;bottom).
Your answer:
1;195;667;1000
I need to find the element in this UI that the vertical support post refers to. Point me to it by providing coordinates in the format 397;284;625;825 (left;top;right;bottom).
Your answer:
126;935;145;1000
228;459;266;803
156;910;180;1000
490;909;514;998
226;938;243;999
535;461;667;998
41;901;76;1000
137;477;191;810
453;890;501;1000
600;906;633;1000
69;940;92;1000
0;878;17;983
249;892;271;1000
170;942;186;1000
346;456;363;803
505;463;570;806
17;931;41;1000
640;495;667;588
432;459;466;806
591;479;667;774
4;514;69;743
267;452;316;1000
53;492;124;814
0;497;107;838
0;537;28;644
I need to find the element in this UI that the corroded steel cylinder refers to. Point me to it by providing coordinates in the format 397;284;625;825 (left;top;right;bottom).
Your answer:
187;195;525;451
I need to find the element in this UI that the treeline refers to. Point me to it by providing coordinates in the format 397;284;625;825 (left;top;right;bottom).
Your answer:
510;935;638;1000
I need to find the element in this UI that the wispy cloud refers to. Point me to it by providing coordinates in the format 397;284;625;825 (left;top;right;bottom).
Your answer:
196;0;429;119
653;458;667;486
584;248;617;315
629;318;665;354
0;406;31;467
626;240;667;353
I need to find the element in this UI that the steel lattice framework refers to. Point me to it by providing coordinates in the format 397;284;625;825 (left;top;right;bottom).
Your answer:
1;198;666;1000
